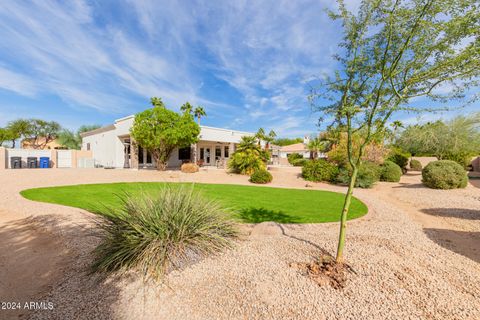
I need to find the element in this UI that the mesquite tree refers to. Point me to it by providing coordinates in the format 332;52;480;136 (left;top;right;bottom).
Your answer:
310;0;479;262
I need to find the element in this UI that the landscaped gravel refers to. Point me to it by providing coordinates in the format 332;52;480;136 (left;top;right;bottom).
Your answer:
0;168;478;319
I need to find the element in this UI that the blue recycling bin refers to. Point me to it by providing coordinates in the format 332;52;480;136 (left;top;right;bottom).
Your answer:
39;157;50;168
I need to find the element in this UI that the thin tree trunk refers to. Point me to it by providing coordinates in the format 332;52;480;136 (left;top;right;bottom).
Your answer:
336;166;358;263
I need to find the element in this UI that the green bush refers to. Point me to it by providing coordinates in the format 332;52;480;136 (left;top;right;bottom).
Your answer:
387;148;410;173
287;153;303;165
380;161;402;182
92;187;238;279
302;159;339;182
410;159;422;171
228;150;265;175
249;168;273;184
336;161;381;188
422;160;468;189
291;158;308;167
442;151;473;169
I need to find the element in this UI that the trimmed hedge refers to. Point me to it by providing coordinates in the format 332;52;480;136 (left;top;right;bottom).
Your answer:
249;169;273;184
291;158;308;167
422;160;468;189
287;153;303;165
302;159;339;182
442;152;472;169
410;159;422;171
336;161;381;188
380;161;402;182
387;149;410;173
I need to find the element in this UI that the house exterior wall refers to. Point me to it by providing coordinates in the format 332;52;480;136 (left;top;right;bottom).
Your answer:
81;115;253;169
82;128;124;168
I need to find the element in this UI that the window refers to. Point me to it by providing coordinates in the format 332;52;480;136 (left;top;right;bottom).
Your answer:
138;146;144;164
224;146;229;158
86;143;90;151
178;147;191;160
215;146;221;159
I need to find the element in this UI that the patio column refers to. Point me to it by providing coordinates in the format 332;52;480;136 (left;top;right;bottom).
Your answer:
192;143;197;164
229;142;235;154
130;140;139;169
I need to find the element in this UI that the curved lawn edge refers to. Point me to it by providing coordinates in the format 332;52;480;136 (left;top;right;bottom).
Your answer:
20;182;368;224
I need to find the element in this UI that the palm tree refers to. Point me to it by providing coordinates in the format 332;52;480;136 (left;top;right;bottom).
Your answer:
150;97;165;108
236;136;260;153
264;130;277;149
180;102;193;114
194;106;206;125
255;128;266;146
307;137;329;159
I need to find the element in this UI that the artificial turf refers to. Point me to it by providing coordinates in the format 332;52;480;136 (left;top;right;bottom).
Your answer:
20;182;368;223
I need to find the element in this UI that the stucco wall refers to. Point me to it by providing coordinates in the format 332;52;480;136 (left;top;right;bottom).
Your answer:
82;129;123;168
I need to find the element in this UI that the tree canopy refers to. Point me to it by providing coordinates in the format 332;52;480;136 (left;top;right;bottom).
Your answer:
130;97;200;170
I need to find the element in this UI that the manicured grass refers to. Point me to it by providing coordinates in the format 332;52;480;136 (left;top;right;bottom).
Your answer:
20;183;368;223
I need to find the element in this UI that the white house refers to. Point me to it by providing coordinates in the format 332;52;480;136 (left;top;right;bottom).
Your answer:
80;115;253;169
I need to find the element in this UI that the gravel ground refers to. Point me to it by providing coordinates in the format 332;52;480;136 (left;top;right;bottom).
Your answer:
0;168;478;320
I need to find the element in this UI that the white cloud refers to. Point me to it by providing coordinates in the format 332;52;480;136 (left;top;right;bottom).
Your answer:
0;66;38;96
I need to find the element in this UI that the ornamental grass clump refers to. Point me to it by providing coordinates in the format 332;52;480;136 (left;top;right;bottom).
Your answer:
92;186;238;280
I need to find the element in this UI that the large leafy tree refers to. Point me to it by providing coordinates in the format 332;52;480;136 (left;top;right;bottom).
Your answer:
6;119;32;148
310;0;479;263
396;113;480;158
0;128;14;147
131;97;200;170
28;119;61;149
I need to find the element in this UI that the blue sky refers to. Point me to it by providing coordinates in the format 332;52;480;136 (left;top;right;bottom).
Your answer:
0;0;478;137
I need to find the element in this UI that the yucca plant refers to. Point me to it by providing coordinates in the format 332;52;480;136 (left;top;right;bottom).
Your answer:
92;186;238;280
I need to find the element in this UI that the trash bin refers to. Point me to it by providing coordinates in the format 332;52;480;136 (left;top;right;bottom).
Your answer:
39;157;50;168
10;156;22;169
27;157;38;168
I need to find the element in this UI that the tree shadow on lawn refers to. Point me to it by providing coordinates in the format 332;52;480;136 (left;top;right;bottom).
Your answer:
0;214;125;320
237;207;301;223
423;228;480;263
420;208;480;220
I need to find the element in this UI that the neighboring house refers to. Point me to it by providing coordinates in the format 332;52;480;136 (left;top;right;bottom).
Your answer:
21;137;64;150
278;136;325;165
80;115;254;169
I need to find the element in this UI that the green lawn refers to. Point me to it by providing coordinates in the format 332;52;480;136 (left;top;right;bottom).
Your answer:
20;182;368;223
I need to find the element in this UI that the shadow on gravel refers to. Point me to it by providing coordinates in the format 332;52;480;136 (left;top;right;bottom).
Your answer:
423;228;480;263
0;214;125;320
392;183;425;189
420;208;480;220
238;207;300;223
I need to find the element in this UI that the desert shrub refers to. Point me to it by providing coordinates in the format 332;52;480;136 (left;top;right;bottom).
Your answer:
228;150;265;175
380;161;402;182
336;161;381;188
387;148;410;173
287;153;303;165
249;168;273;184
92;187;238;279
291;158;308;167
302;159;339;182
410;159;422;171
442;151;473;169
422;160;468;189
181;162;199;173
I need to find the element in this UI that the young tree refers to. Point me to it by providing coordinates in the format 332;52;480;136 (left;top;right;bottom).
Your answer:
310;0;479;263
6;119;32;148
193;106;207;125
131;97;200;170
